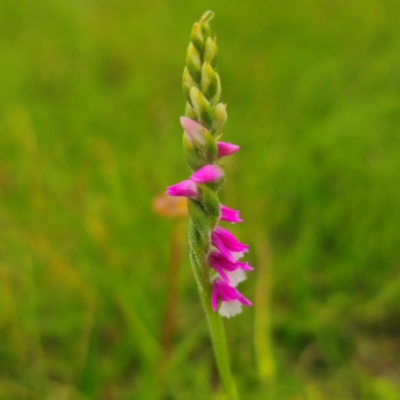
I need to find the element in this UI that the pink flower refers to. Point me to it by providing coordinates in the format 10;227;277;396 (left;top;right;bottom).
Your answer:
220;204;243;223
211;279;252;318
190;164;224;184
180;116;208;146
209;250;253;286
217;142;240;158
211;226;248;262
166;180;198;199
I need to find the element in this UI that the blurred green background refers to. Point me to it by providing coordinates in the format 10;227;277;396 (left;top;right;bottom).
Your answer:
1;0;400;399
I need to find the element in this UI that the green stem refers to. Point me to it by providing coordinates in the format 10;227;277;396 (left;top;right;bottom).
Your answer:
190;248;239;400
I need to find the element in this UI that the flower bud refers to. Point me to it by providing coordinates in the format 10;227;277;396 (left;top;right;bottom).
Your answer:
220;204;243;223
186;42;202;83
201;62;220;104
188;198;212;241
181;117;208;146
199;11;214;40
185;102;197;120
212;103;227;133
181;117;218;170
166;180;199;199
200;10;214;24
217;142;239;158
190;164;224;184
190;86;214;130
183;67;198;106
198;183;220;228
191;23;204;54
204;37;218;68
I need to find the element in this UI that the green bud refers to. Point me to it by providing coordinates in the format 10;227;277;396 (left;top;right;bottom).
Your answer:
200;11;214;40
214;74;222;105
183;67;198;106
191;23;204;54
185;102;197;120
183;128;218;171
212;102;227;134
201;62;220;104
200;10;214;24
188;223;209;273
186;42;202;83
204;37;218;68
198;184;220;229
188;199;211;243
190;86;214;130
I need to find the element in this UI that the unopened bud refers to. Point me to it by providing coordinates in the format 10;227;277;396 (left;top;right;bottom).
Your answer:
183;67;198;105
217;142;240;158
166;180;199;199
200;11;214;40
191;23;204;54
201;62;220;104
185;102;197;120
212;103;227;133
186;43;202;83
198;183;220;227
190;86;213;130
181;117;218;170
200;10;214;24
190;164;224;184
181;117;208;147
204;37;218;68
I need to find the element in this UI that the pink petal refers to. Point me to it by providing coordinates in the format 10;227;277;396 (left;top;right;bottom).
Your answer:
209;250;236;271
237;262;254;272
215;280;238;301
190;164;223;184
237;293;252;306
217;142;240;158
211;234;237;263
220;204;243;223
180;116;207;146
213;226;249;253
166;180;198;199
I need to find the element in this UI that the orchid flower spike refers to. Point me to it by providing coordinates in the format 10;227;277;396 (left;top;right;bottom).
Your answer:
166;12;253;398
166;12;252;326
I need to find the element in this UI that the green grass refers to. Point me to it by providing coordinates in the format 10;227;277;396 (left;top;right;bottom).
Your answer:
1;0;400;398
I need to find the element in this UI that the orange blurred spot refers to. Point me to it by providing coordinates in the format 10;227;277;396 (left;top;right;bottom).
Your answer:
152;193;188;219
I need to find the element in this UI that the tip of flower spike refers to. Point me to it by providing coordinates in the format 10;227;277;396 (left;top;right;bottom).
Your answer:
200;11;214;23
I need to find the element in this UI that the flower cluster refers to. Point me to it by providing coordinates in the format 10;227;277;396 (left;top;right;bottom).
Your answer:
167;117;252;318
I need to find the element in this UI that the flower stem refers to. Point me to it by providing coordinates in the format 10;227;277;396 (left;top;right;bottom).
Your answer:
190;246;239;400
